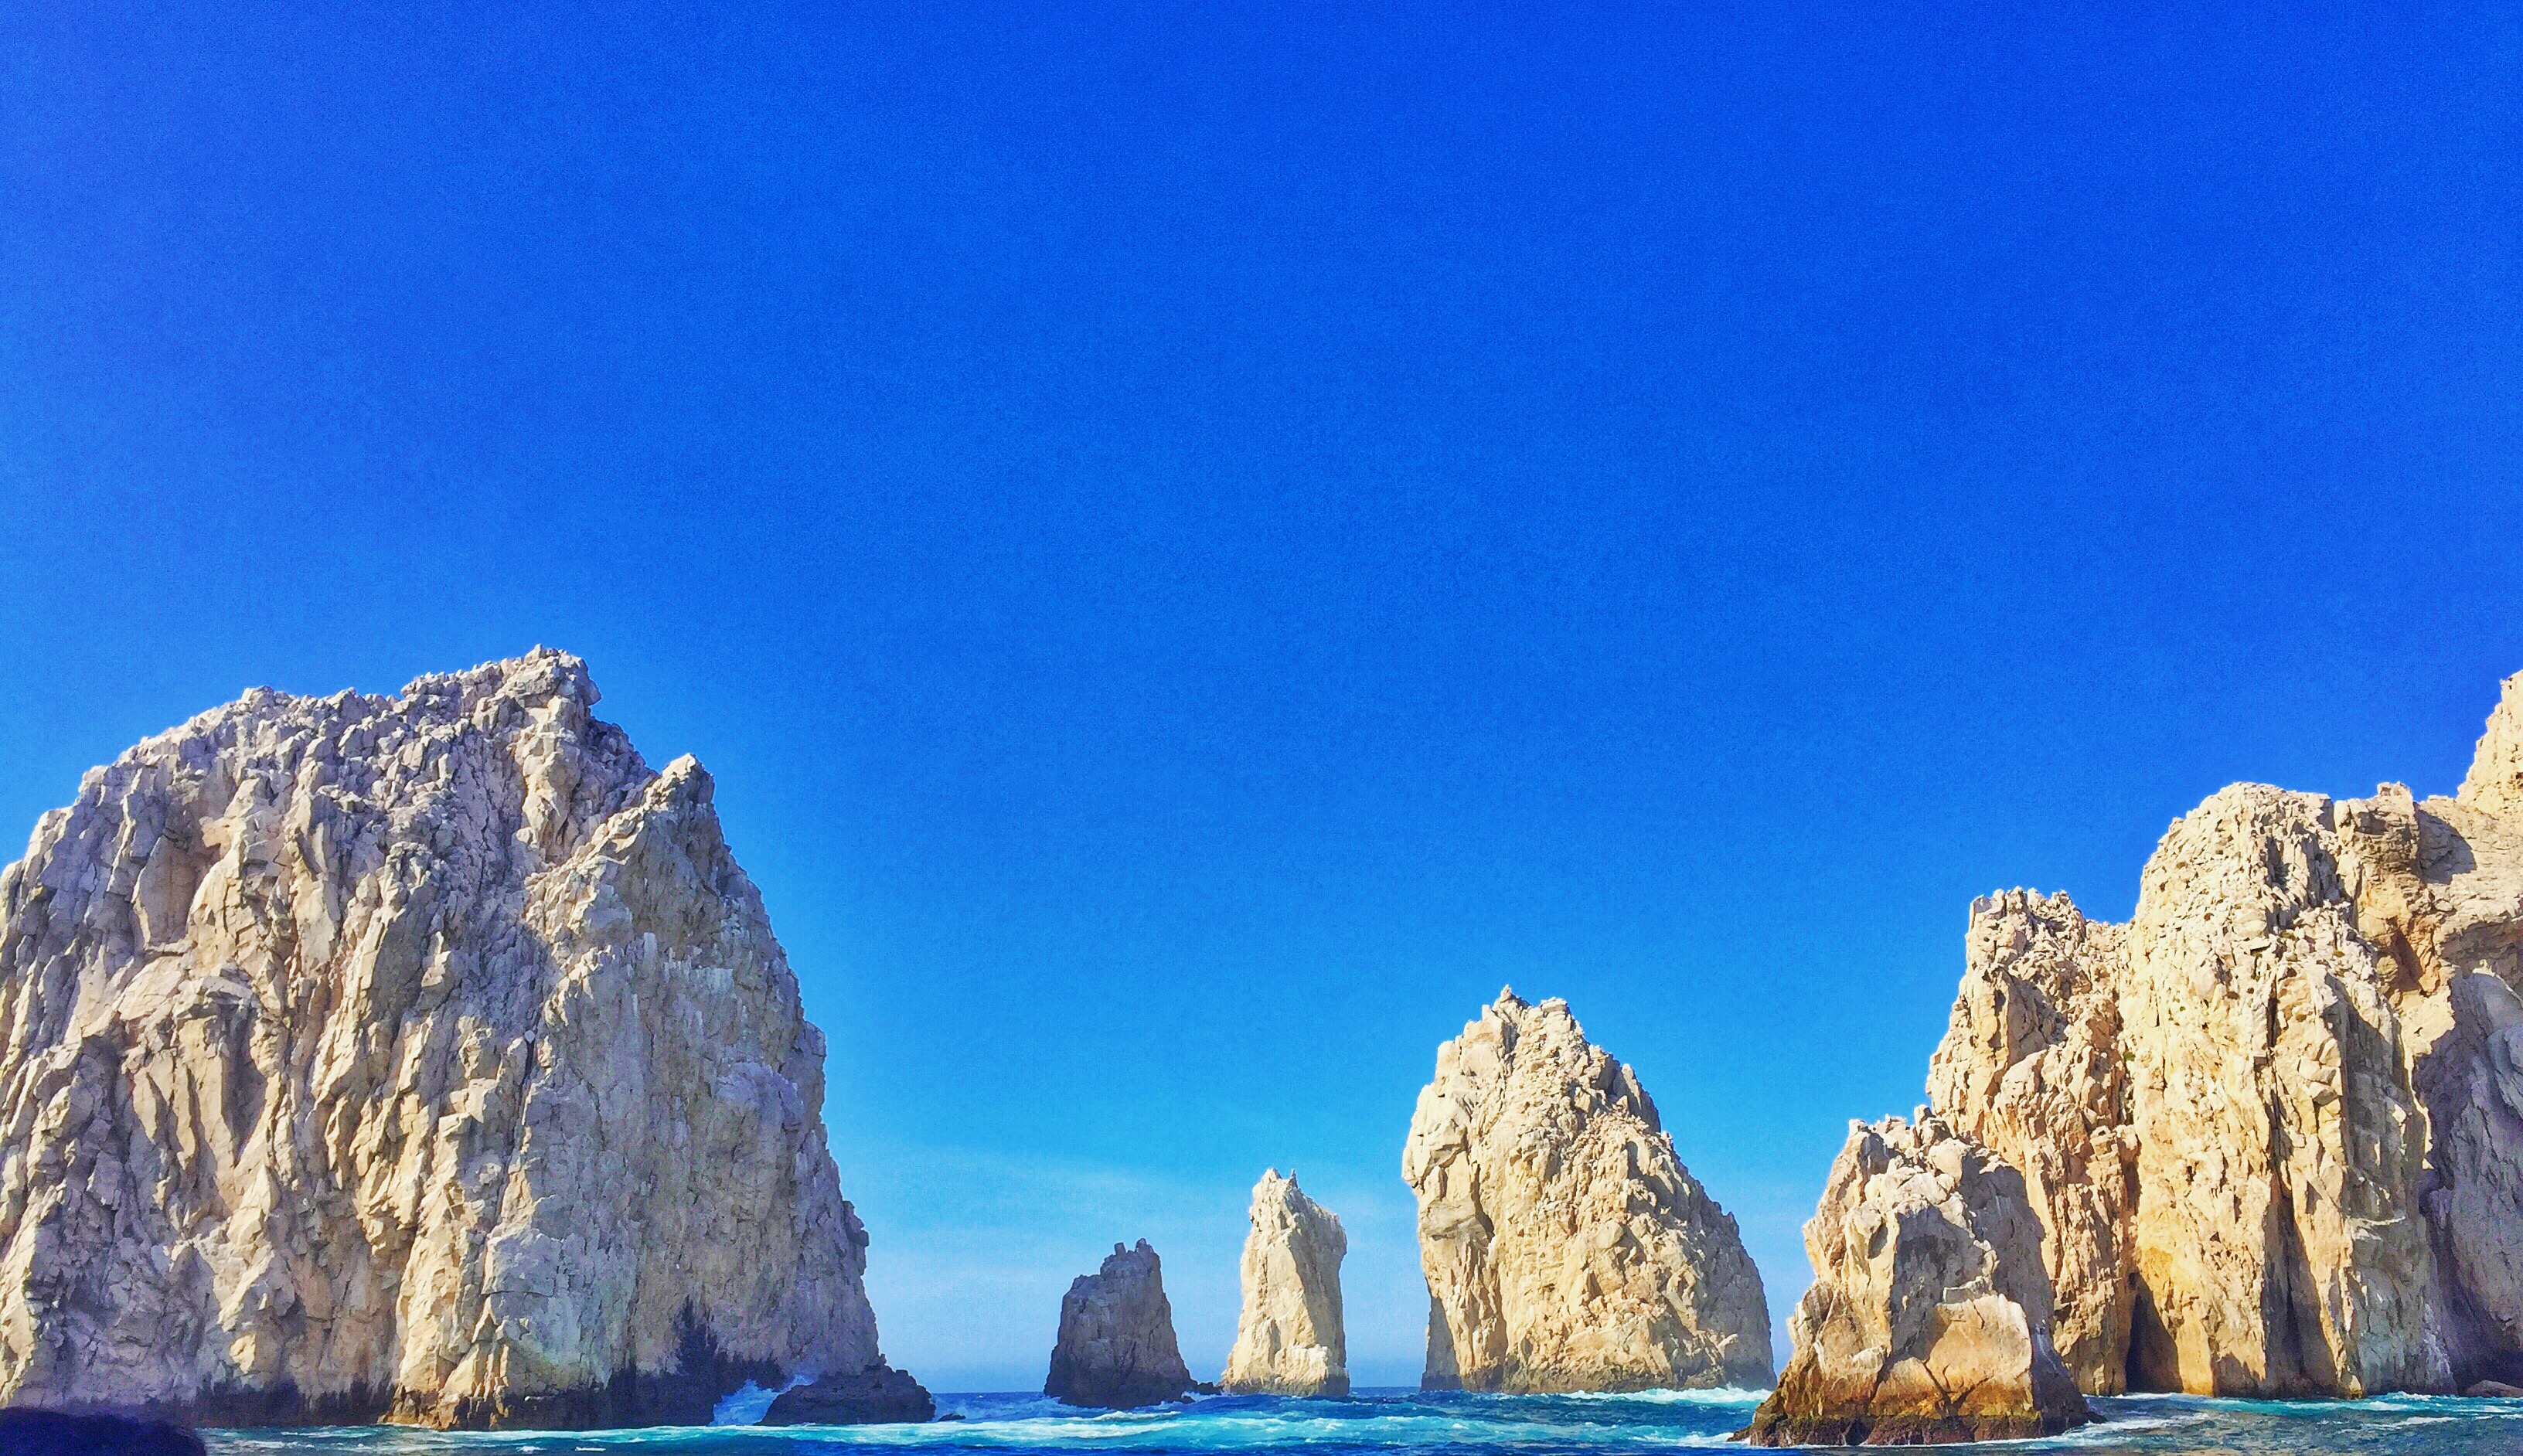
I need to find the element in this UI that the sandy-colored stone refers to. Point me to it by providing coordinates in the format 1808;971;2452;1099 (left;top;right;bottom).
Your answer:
1220;1171;1347;1396
1925;891;2133;1393
1045;1240;1193;1408
1404;990;1769;1393
0;651;909;1428
1744;1115;2089;1446
1894;671;2523;1399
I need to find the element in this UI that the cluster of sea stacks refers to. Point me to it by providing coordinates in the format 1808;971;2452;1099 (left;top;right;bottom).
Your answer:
8;649;2523;1444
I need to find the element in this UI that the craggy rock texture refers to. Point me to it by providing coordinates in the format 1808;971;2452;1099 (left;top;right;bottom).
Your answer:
1404;991;1770;1393
1744;1116;2089;1446
1046;1241;1195;1409
1221;1170;1347;1397
1925;891;2135;1393
1897;669;2523;1400
0;651;906;1428
763;1364;935;1425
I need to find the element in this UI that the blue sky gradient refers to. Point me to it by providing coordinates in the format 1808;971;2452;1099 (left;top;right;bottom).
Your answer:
5;0;2521;1390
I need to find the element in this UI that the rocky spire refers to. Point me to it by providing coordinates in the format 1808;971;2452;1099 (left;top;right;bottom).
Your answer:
1221;1170;1348;1396
1405;989;1772;1392
1045;1240;1195;1408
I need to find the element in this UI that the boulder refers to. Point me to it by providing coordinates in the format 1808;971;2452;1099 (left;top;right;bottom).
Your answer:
1046;1240;1195;1408
0;651;906;1427
1405;990;1770;1392
0;1410;205;1456
1742;1116;2089;1447
762;1362;935;1424
1220;1170;1348;1396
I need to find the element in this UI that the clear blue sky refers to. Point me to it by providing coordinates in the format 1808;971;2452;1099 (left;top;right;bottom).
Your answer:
4;0;2520;1392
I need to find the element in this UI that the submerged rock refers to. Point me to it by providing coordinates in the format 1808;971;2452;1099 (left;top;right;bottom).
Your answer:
1220;1170;1348;1396
1404;990;1771;1393
1742;1116;2089;1447
0;651;905;1427
763;1362;935;1424
1046;1240;1196;1408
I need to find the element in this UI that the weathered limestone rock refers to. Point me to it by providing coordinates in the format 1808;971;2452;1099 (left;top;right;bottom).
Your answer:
1404;990;1770;1393
763;1363;936;1425
1045;1240;1194;1408
1925;891;2134;1393
1744;1116;2089;1446
1220;1170;1347;1396
0;651;912;1427
1896;670;2523;1398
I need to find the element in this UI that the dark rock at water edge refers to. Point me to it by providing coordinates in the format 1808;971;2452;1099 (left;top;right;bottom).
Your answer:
763;1363;936;1424
1046;1240;1197;1408
0;1409;206;1456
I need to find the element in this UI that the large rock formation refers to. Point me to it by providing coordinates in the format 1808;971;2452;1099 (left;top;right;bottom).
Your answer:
1404;990;1771;1393
1743;1115;2089;1446
1220;1170;1347;1396
1923;891;2133;1392
1899;669;2523;1398
0;651;918;1427
1045;1240;1195;1408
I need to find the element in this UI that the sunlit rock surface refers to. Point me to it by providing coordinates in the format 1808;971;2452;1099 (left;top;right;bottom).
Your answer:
0;651;908;1427
1405;990;1771;1392
1221;1170;1348;1396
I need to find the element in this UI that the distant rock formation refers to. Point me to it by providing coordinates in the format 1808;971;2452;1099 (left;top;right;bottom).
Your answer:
1742;1116;2089;1446
763;1364;935;1424
1220;1170;1348;1396
0;651;916;1428
1789;667;2523;1405
1403;990;1772;1392
1046;1240;1196;1408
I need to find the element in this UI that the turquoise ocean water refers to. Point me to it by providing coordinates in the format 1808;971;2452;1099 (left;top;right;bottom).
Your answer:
199;1387;2523;1456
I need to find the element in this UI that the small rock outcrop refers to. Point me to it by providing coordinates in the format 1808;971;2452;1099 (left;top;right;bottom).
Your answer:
1405;990;1771;1393
1046;1240;1195;1408
1220;1170;1347;1396
1743;1116;2089;1446
0;651;911;1427
1877;668;2523;1400
763;1364;936;1424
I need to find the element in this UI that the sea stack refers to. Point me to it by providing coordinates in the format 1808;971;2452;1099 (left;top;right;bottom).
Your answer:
1404;990;1772;1392
1742;1116;2089;1446
1220;1170;1348;1396
0;651;924;1427
1782;666;2523;1408
1046;1240;1196;1408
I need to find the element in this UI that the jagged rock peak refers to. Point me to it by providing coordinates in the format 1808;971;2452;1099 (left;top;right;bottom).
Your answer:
1924;889;2133;1393
1221;1170;1348;1397
1046;1240;1195;1409
0;651;906;1428
1743;1115;2089;1446
2460;670;2523;818
1404;989;1771;1393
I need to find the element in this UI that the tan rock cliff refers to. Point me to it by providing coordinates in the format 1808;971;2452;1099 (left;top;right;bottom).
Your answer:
0;651;910;1428
1220;1170;1347;1396
1404;990;1770;1393
1900;670;2523;1398
1744;1114;2089;1446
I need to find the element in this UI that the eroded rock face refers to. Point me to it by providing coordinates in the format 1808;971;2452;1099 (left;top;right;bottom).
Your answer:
1901;670;2523;1398
1221;1170;1347;1396
0;651;901;1428
1404;991;1771;1393
1743;1116;2089;1447
1925;891;2134;1393
1045;1241;1194;1408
